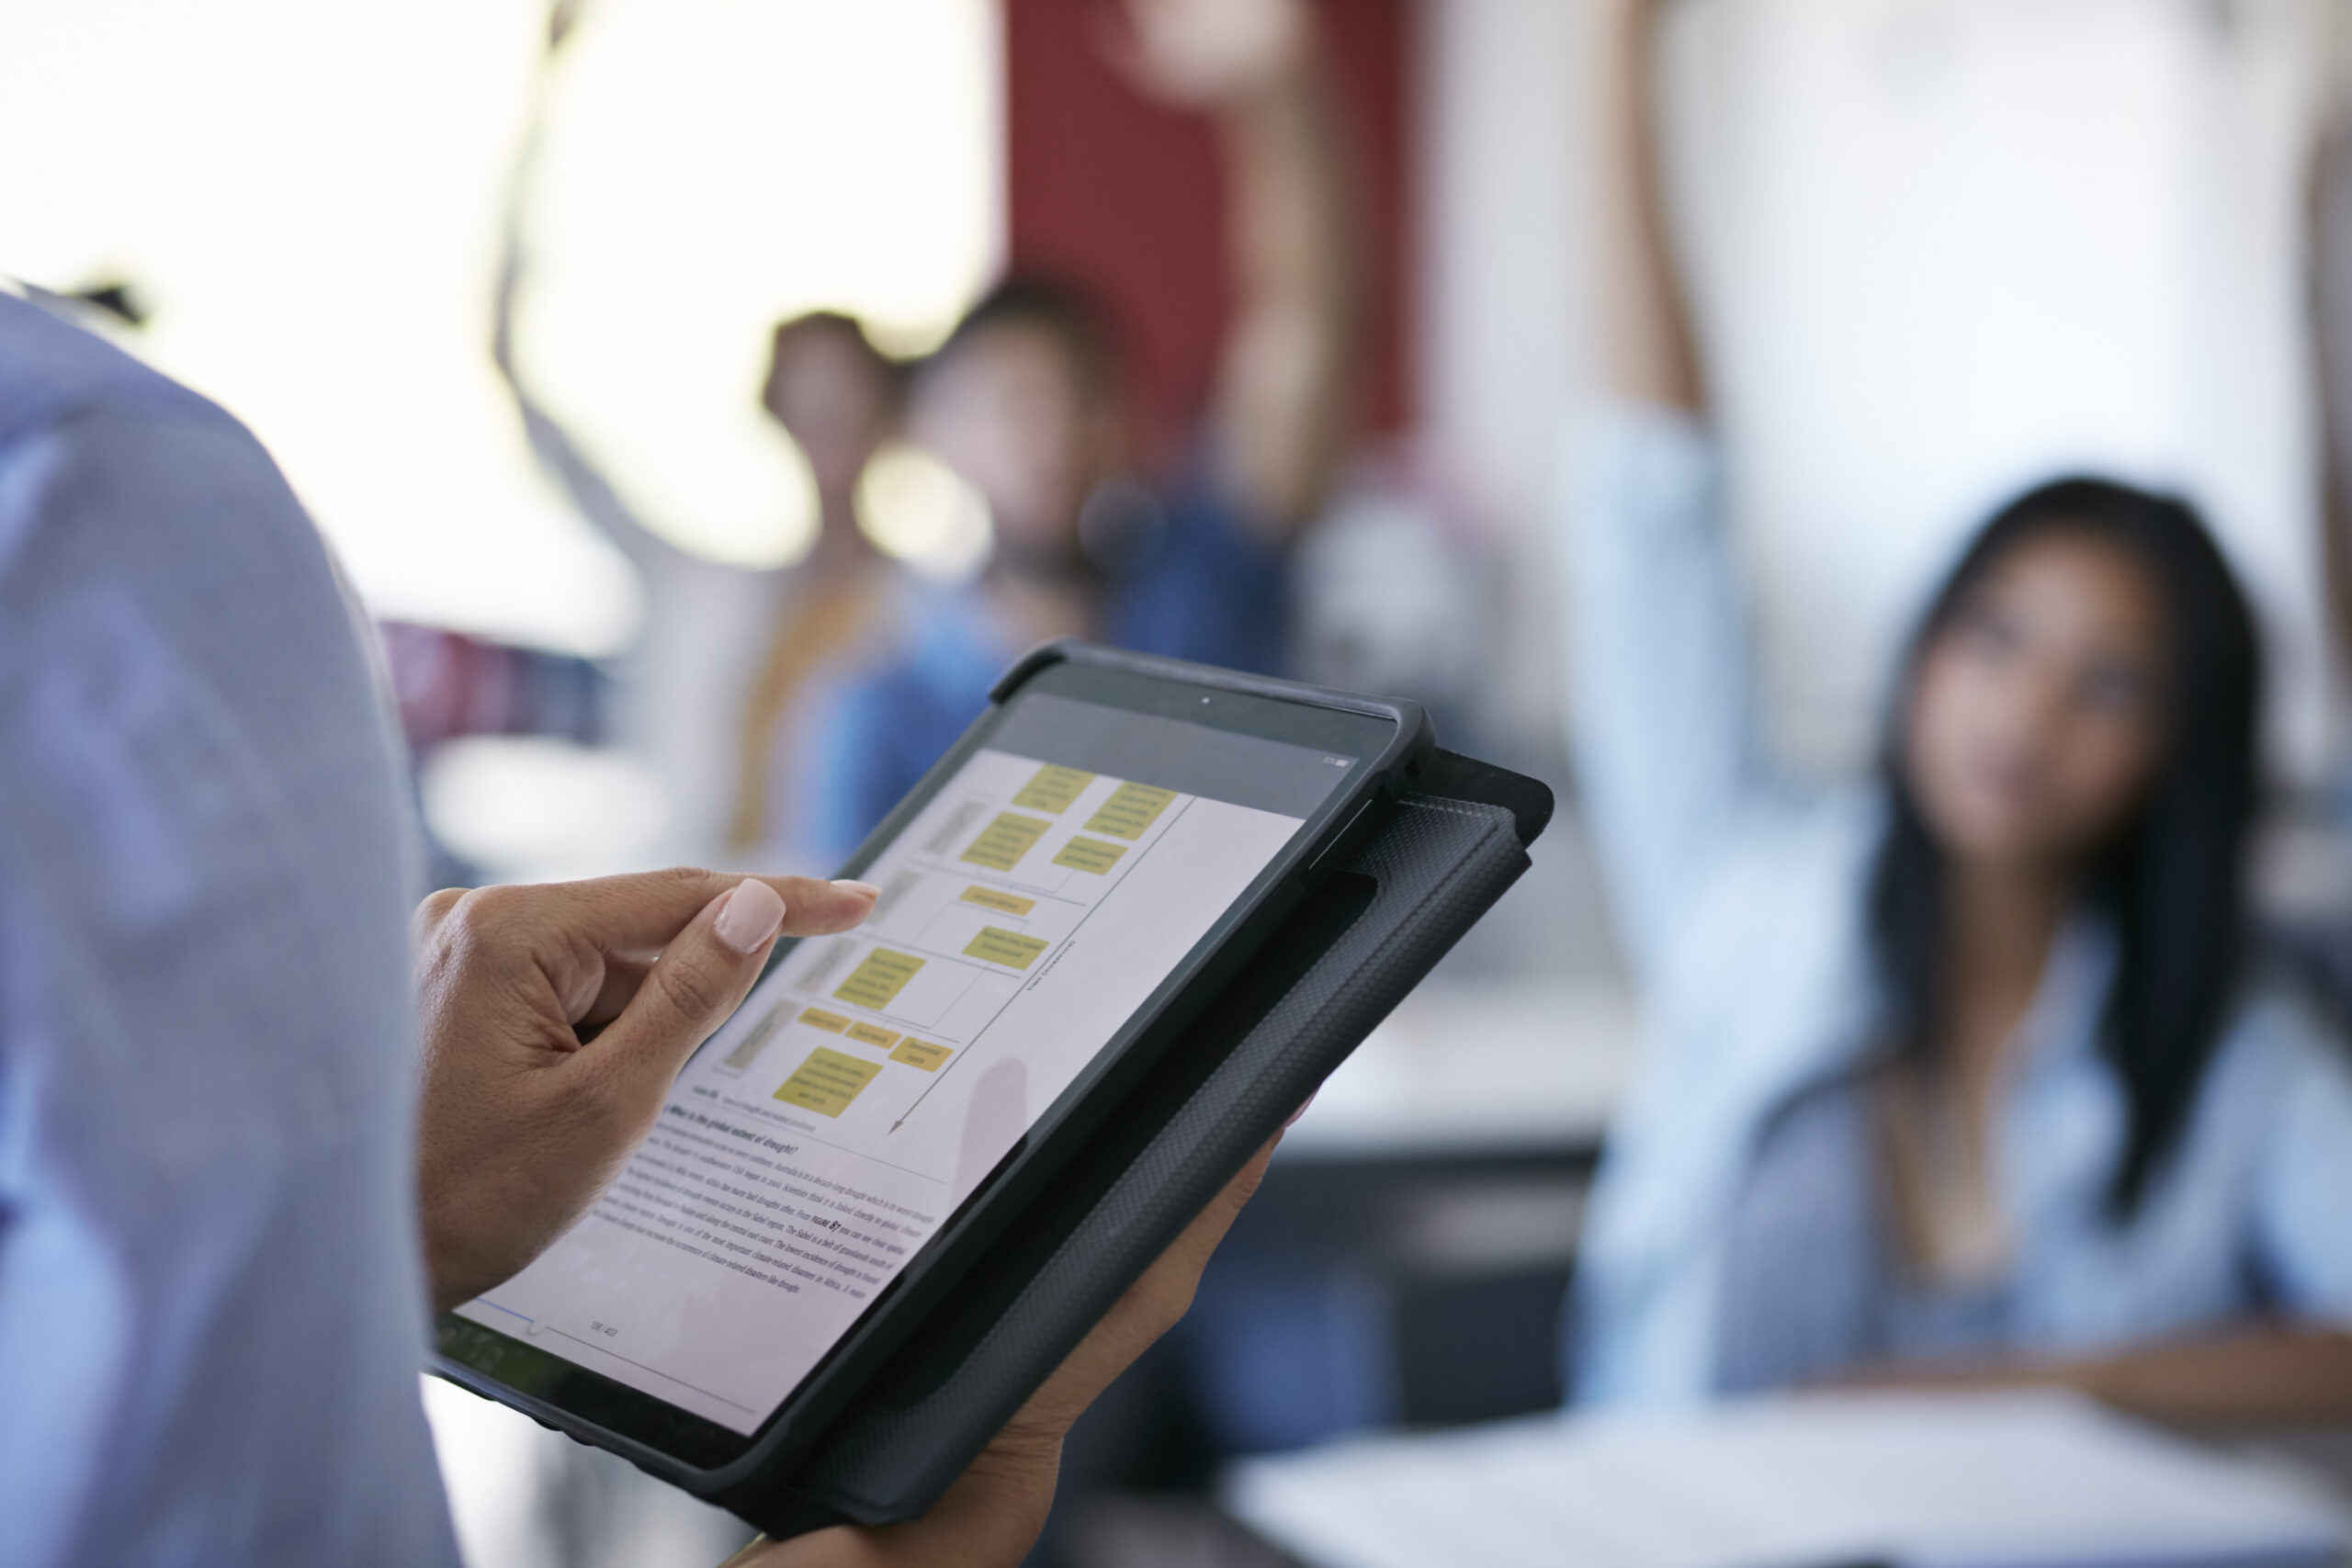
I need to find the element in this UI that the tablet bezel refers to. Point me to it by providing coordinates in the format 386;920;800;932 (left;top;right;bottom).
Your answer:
432;644;1429;1481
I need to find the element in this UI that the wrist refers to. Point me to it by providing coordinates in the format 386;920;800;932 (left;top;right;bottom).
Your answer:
424;1242;482;1319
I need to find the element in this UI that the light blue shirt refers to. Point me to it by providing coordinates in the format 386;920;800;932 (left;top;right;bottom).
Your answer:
1564;401;2352;1405
789;456;1293;870
0;295;460;1564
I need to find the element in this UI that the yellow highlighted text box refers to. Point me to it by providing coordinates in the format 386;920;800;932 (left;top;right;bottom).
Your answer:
965;926;1050;970
832;949;925;1011
960;884;1037;916
774;1047;882;1118
1083;782;1176;840
846;1021;901;1050
1012;763;1095;814
889;1038;953;1071
797;1008;851;1033
1052;837;1128;875
960;811;1050;871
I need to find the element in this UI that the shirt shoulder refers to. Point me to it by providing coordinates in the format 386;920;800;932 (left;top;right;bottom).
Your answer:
2191;968;2352;1321
0;302;330;599
1111;461;1290;674
2203;966;2352;1102
0;296;216;445
792;596;1003;863
828;592;1001;713
0;300;454;1566
2184;968;2352;1174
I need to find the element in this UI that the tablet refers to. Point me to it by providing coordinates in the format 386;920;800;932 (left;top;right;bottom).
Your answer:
435;646;1429;1481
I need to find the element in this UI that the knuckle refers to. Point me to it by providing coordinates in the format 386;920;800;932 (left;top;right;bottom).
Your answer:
420;886;531;979
651;951;732;1024
441;892;497;953
415;886;467;926
411;888;469;956
652;864;718;896
460;883;526;924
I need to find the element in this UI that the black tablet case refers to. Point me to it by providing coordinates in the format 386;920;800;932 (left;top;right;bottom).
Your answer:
704;748;1554;1538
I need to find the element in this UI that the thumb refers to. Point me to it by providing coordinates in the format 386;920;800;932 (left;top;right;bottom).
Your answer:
594;879;786;1096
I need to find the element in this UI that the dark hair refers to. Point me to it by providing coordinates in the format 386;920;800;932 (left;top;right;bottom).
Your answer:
917;275;1122;400
1868;477;2262;1217
764;310;895;389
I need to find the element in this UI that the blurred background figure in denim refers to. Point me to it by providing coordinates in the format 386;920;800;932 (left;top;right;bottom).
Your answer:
393;292;906;881
728;311;906;852
1566;0;2352;1420
786;0;1368;869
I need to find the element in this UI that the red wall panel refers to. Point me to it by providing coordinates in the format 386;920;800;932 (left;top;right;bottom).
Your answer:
1002;0;1415;459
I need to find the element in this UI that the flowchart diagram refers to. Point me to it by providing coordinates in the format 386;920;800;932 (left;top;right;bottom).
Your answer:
458;724;1318;1434
707;754;1190;1138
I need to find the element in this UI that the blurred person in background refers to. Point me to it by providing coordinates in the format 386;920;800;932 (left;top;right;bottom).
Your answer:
1566;0;2352;1418
729;311;906;849
487;0;906;865
492;293;903;868
788;0;1367;868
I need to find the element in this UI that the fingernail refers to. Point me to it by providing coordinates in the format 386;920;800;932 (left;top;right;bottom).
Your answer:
1283;1090;1318;1129
715;880;786;954
832;880;883;897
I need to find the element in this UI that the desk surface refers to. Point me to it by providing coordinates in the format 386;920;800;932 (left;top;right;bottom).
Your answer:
1274;977;1639;1162
1224;1392;2352;1568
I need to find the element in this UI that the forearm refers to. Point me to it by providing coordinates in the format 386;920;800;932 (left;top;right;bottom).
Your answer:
489;62;684;576
1839;1325;2352;1428
1208;34;1364;529
1561;398;1765;979
722;1136;1283;1568
718;1442;1059;1568
1592;0;1703;412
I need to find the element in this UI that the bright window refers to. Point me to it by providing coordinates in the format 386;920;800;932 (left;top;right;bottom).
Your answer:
0;0;1002;653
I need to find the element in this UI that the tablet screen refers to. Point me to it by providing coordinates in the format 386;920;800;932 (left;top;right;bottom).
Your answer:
453;689;1363;1437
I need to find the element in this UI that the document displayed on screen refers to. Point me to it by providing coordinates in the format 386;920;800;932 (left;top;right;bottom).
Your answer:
458;695;1354;1434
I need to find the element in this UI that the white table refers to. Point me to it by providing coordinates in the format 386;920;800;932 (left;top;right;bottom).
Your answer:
1276;977;1640;1164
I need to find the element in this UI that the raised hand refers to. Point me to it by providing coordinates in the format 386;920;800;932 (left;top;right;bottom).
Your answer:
1095;0;1314;109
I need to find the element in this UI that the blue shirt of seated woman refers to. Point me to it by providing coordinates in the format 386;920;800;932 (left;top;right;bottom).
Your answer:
1566;404;2352;1404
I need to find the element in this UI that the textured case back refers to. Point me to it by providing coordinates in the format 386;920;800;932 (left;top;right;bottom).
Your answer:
709;755;1549;1536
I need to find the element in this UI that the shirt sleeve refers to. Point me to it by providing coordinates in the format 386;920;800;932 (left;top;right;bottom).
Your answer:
0;384;461;1567
1560;400;1777;984
2250;1020;2352;1325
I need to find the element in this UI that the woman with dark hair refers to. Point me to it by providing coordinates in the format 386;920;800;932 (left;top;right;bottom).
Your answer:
1568;0;2352;1417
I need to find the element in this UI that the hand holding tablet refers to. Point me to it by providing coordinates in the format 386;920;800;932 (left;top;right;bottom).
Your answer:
717;1132;1283;1568
427;645;1542;1544
411;841;1289;1568
414;871;881;1314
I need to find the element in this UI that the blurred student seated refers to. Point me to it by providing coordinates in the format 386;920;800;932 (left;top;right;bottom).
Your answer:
1566;0;2352;1422
786;0;1366;867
